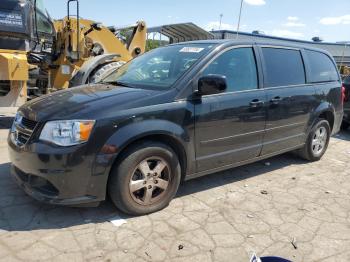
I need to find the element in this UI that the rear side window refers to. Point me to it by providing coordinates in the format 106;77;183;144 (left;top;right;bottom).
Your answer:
305;50;339;83
262;48;306;87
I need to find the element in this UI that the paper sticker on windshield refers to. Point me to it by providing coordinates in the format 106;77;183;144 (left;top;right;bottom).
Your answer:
180;47;204;53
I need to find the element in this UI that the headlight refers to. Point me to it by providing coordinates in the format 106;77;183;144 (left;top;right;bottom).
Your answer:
10;113;22;133
40;120;95;146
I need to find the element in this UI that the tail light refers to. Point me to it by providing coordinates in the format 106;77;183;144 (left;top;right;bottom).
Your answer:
341;85;346;105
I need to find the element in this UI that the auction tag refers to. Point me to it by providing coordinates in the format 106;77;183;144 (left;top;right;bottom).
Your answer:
180;47;204;53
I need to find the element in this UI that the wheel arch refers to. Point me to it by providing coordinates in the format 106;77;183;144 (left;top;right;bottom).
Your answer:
112;133;188;181
310;102;336;132
104;120;191;184
318;111;334;131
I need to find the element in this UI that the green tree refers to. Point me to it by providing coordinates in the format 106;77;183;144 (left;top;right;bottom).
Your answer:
146;39;161;52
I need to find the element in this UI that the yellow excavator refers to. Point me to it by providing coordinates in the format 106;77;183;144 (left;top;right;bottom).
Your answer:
0;0;146;107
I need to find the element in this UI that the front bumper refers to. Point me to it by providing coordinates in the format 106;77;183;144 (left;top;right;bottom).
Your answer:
11;165;99;205
8;135;115;206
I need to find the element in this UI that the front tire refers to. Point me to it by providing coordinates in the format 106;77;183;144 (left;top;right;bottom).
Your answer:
108;141;181;216
297;118;331;161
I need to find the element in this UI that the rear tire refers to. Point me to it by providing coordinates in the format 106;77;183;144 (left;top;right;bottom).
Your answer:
108;141;181;216
297;118;331;161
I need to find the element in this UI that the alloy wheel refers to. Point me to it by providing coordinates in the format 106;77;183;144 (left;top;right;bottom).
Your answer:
311;126;328;156
129;157;171;205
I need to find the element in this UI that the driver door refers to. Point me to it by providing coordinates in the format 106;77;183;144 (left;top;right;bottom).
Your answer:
194;47;267;172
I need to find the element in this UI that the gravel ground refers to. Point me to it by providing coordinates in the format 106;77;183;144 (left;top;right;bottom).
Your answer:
0;115;349;262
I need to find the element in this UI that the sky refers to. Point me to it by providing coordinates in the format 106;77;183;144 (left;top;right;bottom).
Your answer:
43;0;350;42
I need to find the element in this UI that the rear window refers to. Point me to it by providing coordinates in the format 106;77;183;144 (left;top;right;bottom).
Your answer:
305;50;339;83
262;48;306;87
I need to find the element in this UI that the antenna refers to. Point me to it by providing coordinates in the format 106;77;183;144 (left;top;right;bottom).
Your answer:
236;0;244;39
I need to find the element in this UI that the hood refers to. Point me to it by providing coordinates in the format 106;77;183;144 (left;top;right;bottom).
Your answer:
19;84;161;121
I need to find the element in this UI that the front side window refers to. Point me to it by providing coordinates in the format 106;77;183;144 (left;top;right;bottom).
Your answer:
305;50;339;83
262;48;306;87
103;44;214;90
200;47;258;92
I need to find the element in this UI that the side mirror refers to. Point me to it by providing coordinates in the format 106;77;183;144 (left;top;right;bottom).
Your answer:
197;75;227;96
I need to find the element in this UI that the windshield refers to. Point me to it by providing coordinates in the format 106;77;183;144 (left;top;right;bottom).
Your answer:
102;43;215;90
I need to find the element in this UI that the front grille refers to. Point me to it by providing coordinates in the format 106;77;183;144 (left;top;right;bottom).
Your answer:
11;115;38;146
21;117;37;130
17;132;30;145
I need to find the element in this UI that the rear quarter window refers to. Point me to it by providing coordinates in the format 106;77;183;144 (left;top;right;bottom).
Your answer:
305;50;339;83
262;48;306;88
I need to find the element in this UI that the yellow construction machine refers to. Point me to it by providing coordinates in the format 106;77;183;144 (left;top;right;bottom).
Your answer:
340;65;350;77
0;0;146;107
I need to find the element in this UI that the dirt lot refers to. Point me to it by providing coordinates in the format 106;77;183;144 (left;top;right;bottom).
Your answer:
0;116;350;262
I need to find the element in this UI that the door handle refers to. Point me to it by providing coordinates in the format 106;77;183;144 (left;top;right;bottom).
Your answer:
250;99;263;108
270;96;282;105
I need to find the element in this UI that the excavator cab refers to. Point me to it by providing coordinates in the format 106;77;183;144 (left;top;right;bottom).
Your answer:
31;0;55;52
0;0;32;106
0;0;54;52
0;0;32;51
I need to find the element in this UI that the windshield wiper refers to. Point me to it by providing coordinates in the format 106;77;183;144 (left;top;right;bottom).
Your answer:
103;81;134;88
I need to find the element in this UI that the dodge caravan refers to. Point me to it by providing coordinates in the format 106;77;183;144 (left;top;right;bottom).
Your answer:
8;40;343;215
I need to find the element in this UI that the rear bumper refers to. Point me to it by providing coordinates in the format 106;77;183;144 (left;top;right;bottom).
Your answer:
8;135;115;206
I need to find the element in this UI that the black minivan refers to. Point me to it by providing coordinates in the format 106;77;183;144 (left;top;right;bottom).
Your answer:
8;40;343;215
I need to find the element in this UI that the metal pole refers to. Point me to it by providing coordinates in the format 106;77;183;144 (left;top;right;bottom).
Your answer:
236;0;244;39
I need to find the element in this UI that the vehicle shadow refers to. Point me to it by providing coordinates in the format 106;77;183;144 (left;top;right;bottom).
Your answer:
0;162;118;232
333;130;350;141
0;152;307;232
176;153;306;198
